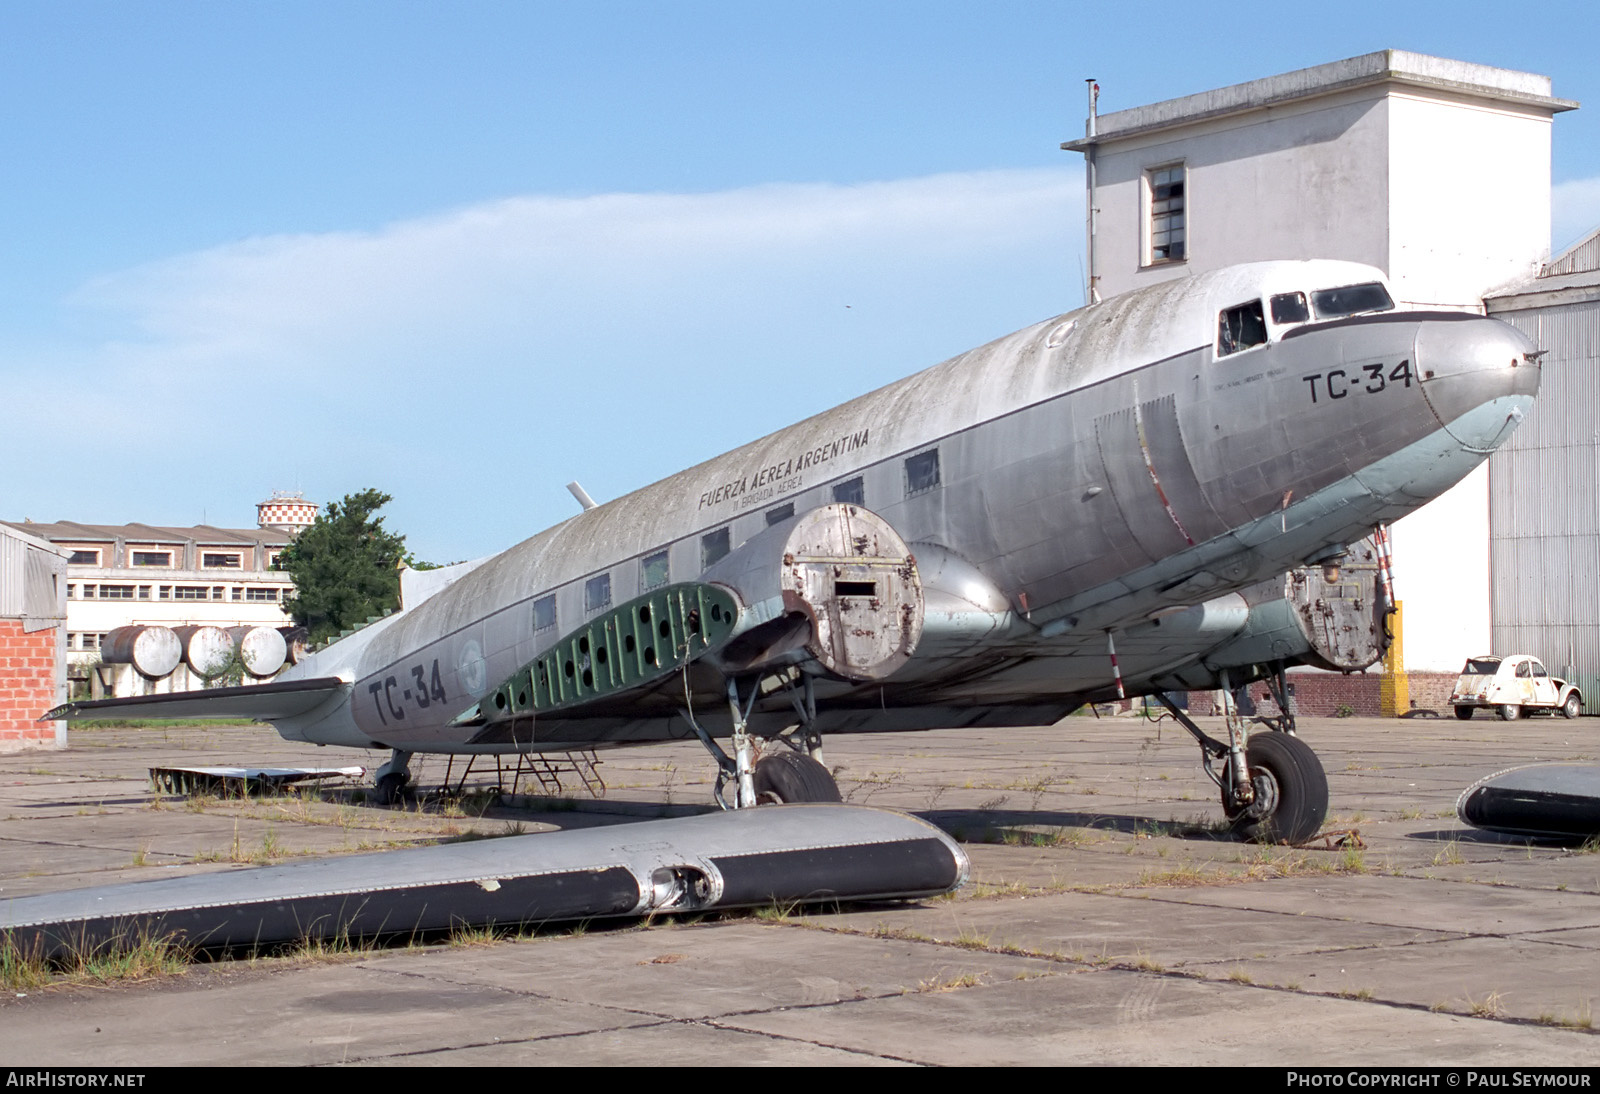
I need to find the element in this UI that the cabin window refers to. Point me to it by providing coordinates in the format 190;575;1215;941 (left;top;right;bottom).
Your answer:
68;550;99;565
584;574;612;613
905;449;941;496
701;527;730;569
132;551;171;567
1144;163;1186;265
1270;292;1310;324
1311;282;1394;320
765;502;794;526
640;549;669;592
533;595;557;632
1217;301;1267;357
833;477;864;506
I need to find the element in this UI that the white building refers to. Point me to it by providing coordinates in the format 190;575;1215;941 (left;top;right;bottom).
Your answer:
1064;50;1577;678
0;511;301;693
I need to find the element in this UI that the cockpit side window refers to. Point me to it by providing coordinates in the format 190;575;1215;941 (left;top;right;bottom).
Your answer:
1311;282;1394;320
1217;301;1267;357
1270;292;1310;324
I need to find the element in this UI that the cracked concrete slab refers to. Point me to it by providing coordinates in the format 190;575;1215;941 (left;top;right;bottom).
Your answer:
3;716;1599;1065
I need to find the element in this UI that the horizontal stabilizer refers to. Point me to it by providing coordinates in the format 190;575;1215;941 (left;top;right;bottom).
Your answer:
43;677;349;724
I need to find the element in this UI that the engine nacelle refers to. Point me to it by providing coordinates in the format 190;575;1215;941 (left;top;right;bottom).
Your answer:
705;504;924;682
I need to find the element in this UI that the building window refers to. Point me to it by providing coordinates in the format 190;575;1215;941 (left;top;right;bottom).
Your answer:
138;586;151;599
905;450;941;496
533;595;557;632
1144;163;1186;265
833;477;864;506
701;528;730;569
245;587;280;602
65;584;75;599
173;586;209;600
68;550;99;565
640;549;670;592
159;586;171;600
203;552;241;568
80;585;96;599
131;551;171;567
584;574;612;613
98;585;134;600
211;586;225;600
80;633;100;651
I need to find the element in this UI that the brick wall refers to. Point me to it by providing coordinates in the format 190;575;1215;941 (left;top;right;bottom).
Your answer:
0;619;61;749
1186;671;1460;718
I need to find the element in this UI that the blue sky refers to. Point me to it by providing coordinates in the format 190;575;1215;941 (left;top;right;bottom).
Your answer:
5;1;1598;561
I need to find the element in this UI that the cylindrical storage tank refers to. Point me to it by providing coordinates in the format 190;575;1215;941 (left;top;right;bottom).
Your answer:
101;626;182;679
173;625;235;677
280;625;310;666
228;626;287;678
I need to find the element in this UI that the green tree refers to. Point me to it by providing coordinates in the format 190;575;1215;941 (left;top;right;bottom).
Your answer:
276;489;407;645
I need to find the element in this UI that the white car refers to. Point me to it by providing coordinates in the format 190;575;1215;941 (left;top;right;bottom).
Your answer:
1450;655;1583;721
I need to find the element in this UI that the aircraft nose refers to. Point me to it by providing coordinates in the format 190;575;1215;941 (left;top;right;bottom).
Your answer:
1415;316;1540;452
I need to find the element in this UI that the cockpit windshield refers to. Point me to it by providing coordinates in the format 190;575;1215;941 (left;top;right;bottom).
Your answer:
1270;292;1310;324
1311;282;1394;320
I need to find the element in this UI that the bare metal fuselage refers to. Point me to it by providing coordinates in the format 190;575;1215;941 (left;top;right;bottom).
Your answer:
72;260;1539;755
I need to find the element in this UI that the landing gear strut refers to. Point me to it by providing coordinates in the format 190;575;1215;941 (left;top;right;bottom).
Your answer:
1152;684;1327;844
682;673;840;808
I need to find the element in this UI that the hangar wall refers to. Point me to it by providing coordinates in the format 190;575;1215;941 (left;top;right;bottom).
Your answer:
1485;231;1600;710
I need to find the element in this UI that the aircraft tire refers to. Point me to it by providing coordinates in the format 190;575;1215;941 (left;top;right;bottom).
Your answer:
753;752;842;804
1455;706;1474;720
1232;732;1328;845
373;772;408;806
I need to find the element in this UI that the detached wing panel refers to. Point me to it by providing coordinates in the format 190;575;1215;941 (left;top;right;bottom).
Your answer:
44;678;350;724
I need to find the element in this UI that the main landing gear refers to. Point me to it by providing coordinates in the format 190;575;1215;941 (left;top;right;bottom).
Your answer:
1152;668;1328;844
683;673;841;809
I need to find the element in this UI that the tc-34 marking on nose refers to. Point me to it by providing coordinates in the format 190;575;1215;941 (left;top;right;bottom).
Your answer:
1302;360;1412;404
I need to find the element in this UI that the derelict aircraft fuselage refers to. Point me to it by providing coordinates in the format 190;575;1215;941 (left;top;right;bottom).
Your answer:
55;259;1539;839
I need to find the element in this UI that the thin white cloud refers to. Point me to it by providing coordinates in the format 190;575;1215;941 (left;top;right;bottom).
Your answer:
75;169;1077;358
1552;175;1600;255
11;168;1083;557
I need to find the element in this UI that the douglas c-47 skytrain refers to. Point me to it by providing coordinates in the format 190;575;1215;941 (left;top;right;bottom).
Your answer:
51;259;1541;844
